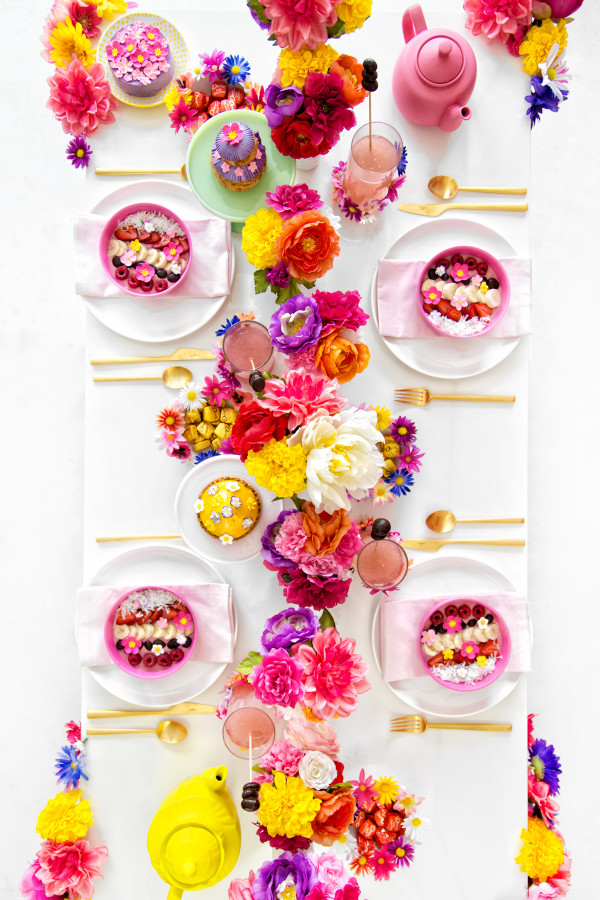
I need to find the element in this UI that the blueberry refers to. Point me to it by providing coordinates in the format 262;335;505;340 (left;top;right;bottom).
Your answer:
167;272;180;283
167;638;179;649
486;614;494;623
468;619;477;627
156;268;167;279
115;639;123;651
112;256;122;267
428;268;437;280
487;278;500;290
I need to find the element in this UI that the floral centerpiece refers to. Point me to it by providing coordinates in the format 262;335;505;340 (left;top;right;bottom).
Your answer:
514;714;571;897
463;1;584;126
229;848;366;900
21;720;108;900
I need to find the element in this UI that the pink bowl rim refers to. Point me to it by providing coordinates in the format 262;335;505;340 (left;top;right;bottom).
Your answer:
417;599;511;692
417;245;510;339
99;202;192;298
104;585;197;680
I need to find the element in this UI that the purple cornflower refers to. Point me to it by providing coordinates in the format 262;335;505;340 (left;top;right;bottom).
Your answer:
66;135;92;169
389;415;417;446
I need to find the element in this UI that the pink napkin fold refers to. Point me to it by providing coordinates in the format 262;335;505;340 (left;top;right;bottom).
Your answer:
376;257;532;339
76;583;234;668
74;213;232;299
380;592;530;683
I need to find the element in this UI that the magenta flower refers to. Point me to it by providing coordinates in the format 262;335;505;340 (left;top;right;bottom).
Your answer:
389;415;417;446
36;839;108;898
293;627;370;719
20;860;50;900
47;59;118;136
460;640;480;660
199;48;226;82
303;72;356;148
422;285;442;305
313;289;369;333
201;374;230;406
463;0;533;46
122;637;142;655
260;369;346;431
371;848;397;881
65;720;82;744
443;615;463;635
173;611;192;630
398;444;424;474
165;241;183;262
265;183;323;220
256;824;312;853
449;261;471;281
262;0;339;51
221;121;244;145
169;99;199;134
249;648;305;707
266;261;290;288
282;569;351;611
135;263;155;283
69;2;102;39
66;134;92;169
341;197;362;222
350;769;378;809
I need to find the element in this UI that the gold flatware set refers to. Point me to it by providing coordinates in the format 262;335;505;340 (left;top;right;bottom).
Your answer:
90;348;215;364
85;704;218;743
399;174;528;216
395;388;515;406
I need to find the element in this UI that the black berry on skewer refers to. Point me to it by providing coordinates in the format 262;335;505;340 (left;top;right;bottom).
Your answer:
241;781;261;813
362;58;379;92
249;369;266;392
371;518;391;540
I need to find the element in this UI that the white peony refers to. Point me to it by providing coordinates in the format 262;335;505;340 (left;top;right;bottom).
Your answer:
288;408;384;514
298;750;337;790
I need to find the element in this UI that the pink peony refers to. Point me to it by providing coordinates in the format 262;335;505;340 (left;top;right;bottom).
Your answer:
284;717;340;758
463;0;533;44
263;0;338;51
282;568;351;611
309;850;351;894
36;839;108;898
259;739;304;775
528;772;560;826
303;73;356;148
229;871;255;900
313;289;369;334
293;627;370;719
265;183;324;220
274;512;311;563
249;648;305;707
47;58;117;136
260;369;346;431
528;884;560;899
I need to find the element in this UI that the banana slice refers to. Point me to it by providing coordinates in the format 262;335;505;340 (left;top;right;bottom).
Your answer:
485;288;501;309
453;632;464;649
462;626;475;642
473;627;487;643
108;238;127;257
421;278;435;292
154;251;167;270
422;643;438;658
441;633;455;650
130;624;146;640
135;244;148;262
141;622;156;639
431;636;444;652
145;248;160;267
465;285;480;302
183;625;194;637
442;281;458;300
114;624;130;640
487;623;500;640
163;624;177;641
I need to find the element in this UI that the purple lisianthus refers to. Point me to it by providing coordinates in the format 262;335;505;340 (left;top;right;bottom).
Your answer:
261;607;319;652
269;294;323;354
265;183;323;220
249;648;305;707
266;260;290;289
264;83;304;128
255;824;312;853
253;852;318;900
262;510;299;569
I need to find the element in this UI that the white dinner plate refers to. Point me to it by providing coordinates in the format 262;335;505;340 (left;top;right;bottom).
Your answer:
370;218;520;379
87;545;235;708
84;181;233;342
372;556;525;718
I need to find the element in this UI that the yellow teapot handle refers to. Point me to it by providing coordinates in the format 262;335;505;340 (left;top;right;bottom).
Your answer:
167;887;183;900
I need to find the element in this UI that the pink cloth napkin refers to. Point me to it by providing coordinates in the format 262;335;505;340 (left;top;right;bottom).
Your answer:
76;583;234;668
380;592;530;683
376;257;532;339
74;213;232;299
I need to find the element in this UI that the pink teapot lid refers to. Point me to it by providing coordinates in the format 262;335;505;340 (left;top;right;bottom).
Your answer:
417;36;464;85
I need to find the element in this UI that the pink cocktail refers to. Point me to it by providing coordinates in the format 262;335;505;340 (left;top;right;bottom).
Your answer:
222;706;275;760
222;320;273;375
343;122;403;211
356;537;408;590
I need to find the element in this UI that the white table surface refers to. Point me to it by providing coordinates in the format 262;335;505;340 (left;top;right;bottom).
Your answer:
3;2;600;898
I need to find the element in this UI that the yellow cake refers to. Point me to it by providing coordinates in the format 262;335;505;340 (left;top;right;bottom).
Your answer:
195;477;261;545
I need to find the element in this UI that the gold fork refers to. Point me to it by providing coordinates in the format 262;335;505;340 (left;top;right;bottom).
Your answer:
391;715;512;733
395;388;515;406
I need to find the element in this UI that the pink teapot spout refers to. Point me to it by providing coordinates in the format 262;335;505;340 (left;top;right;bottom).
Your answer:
438;103;471;133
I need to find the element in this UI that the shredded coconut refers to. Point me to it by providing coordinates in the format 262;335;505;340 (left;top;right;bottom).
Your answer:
117;210;185;237
426;310;492;336
118;588;180;616
431;656;498;684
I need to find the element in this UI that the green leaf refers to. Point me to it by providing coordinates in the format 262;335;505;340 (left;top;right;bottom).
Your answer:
281;572;292;583
237;650;263;675
319;609;336;631
254;269;269;294
327;18;346;38
297;279;316;291
247;0;270;26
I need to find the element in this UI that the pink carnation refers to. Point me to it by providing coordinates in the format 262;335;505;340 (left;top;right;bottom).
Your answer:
284;717;340;758
259;739;304;775
293;627;370;719
547;845;572;897
274;511;309;562
463;0;533;45
527;772;560;826
260;369;346;431
263;0;339;51
65;720;81;744
282;569;351;611
313;290;369;334
36;840;108;899
249;648;305;708
47;58;117;136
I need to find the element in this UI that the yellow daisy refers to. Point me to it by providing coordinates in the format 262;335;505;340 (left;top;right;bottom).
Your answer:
86;0;128;21
49;19;96;70
372;405;392;432
164;83;189;112
374;775;399;805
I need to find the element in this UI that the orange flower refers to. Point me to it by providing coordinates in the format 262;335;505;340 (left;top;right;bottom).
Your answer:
315;330;370;384
276;210;340;282
301;501;353;557
311;785;357;846
330;55;367;107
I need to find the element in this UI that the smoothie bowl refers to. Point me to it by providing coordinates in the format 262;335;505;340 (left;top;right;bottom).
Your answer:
104;586;196;679
418;599;510;692
418;246;510;338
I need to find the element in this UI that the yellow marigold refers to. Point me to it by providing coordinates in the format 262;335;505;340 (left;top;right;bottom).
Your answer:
164;83;189;112
49;18;96;70
372;405;391;432
241;208;283;270
374;775;399;805
335;0;373;34
258;772;322;838
519;19;568;77
515;817;564;882
86;0;128;21
278;44;339;90
245;440;307;498
36;790;93;843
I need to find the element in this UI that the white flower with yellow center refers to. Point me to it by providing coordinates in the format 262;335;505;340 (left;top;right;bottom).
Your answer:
219;534;233;545
403;812;430;843
194;499;204;513
178;381;203;411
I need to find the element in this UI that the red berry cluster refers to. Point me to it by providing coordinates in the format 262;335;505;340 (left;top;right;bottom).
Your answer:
354;799;406;856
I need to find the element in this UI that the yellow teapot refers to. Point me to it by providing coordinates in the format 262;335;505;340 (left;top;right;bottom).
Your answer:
147;765;241;900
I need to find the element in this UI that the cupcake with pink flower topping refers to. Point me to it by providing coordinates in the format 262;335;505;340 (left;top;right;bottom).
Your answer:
106;22;174;98
211;120;267;192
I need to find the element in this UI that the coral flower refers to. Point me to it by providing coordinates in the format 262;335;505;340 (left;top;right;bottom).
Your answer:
301;502;355;557
263;0;338;51
276;210;340;281
49;18;96;69
36;839;108;899
330;55;367;106
315;330;370;385
311;785;357;846
293;627;370;719
156;404;185;432
349;853;374;877
463;0;533;45
47;58;117;136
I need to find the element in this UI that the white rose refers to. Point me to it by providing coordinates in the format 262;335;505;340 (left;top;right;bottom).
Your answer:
298;750;337;790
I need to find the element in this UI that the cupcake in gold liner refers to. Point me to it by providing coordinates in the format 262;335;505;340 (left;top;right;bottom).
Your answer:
195;477;261;545
210;120;267;192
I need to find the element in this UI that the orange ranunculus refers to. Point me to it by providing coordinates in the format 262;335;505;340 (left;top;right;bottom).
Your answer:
330;55;367;107
301;501;353;557
315;329;370;384
311;785;357;846
275;210;340;282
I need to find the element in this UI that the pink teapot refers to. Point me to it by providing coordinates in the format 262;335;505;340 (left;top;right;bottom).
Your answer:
392;4;477;132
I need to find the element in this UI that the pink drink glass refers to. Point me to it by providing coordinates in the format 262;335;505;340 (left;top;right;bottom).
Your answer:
356;538;408;590
342;122;403;212
222;320;273;376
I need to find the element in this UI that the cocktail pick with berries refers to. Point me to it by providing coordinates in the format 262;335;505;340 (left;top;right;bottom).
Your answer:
362;59;378;149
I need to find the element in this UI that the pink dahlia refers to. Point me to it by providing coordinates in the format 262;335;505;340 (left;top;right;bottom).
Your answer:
282;569;351;611
263;0;339;51
47;58;117;136
36;839;108;898
265;183;323;220
463;1;533;45
249;648;305;708
313;289;369;334
293;627;370;718
259;739;304;776
260;369;346;431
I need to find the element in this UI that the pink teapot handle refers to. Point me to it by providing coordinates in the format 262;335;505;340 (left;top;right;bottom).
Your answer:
402;4;427;43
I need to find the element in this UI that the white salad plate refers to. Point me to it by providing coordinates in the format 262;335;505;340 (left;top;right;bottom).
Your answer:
86;545;235;708
83;181;233;343
370;218;520;379
372;556;526;718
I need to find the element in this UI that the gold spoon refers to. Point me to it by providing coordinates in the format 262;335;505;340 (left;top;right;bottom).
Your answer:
86;719;188;743
428;175;527;200
93;365;193;389
426;510;525;533
95;164;188;181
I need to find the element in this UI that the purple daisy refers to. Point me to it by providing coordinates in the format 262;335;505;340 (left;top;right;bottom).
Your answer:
529;739;562;795
341;196;362;221
66;134;92;169
387;836;414;868
389;415;417;446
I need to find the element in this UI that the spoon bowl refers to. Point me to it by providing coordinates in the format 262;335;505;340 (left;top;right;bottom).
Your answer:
426;510;525;533
162;365;194;389
86;719;188;743
428;175;528;200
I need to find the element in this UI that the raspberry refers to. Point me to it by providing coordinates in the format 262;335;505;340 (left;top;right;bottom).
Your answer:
128;653;142;667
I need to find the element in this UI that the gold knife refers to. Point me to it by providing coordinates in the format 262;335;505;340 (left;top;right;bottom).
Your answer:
88;702;217;719
90;348;215;365
398;202;528;217
402;538;525;551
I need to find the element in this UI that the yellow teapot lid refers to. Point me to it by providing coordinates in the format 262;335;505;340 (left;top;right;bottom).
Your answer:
163;825;223;887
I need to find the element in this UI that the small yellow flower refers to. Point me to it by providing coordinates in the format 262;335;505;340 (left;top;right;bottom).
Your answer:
515;817;564;882
278;44;339;89
476;654;487;667
480;282;489;294
258;772;321;838
372;405;392;432
443;648;454;660
335;0;373;34
36;790;93;843
241;207;283;270
130;239;141;252
519;19;568;77
374;775;399;805
246;440;307;498
49;18;96;70
86;0;128;21
164;83;189;112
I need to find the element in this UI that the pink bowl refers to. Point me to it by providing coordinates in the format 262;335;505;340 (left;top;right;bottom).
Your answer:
99;202;192;298
418;245;510;338
104;586;196;680
417;600;511;692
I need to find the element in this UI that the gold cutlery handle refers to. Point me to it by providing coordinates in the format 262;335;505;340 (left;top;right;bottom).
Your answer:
457;517;524;524
93;375;161;382
88;705;216;718
90;356;172;365
457;187;527;195
430;394;515;402
95;168;181;175
451;203;528;212
96;534;181;542
428;723;512;731
86;727;156;735
442;539;525;546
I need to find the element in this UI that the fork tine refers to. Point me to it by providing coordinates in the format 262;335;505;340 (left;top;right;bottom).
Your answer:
390;724;422;733
390;715;417;724
394;389;425;406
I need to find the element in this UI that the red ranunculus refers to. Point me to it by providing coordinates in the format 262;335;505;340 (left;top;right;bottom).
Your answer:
229;401;288;461
271;112;334;159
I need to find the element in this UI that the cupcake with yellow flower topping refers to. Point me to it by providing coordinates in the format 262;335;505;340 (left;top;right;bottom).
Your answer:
195;477;261;544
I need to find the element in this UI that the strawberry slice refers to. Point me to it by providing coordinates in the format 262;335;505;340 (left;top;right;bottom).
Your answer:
422;301;434;313
114;227;137;241
427;652;445;667
446;306;462;322
474;302;493;318
467;303;480;319
479;639;500;657
437;299;452;316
